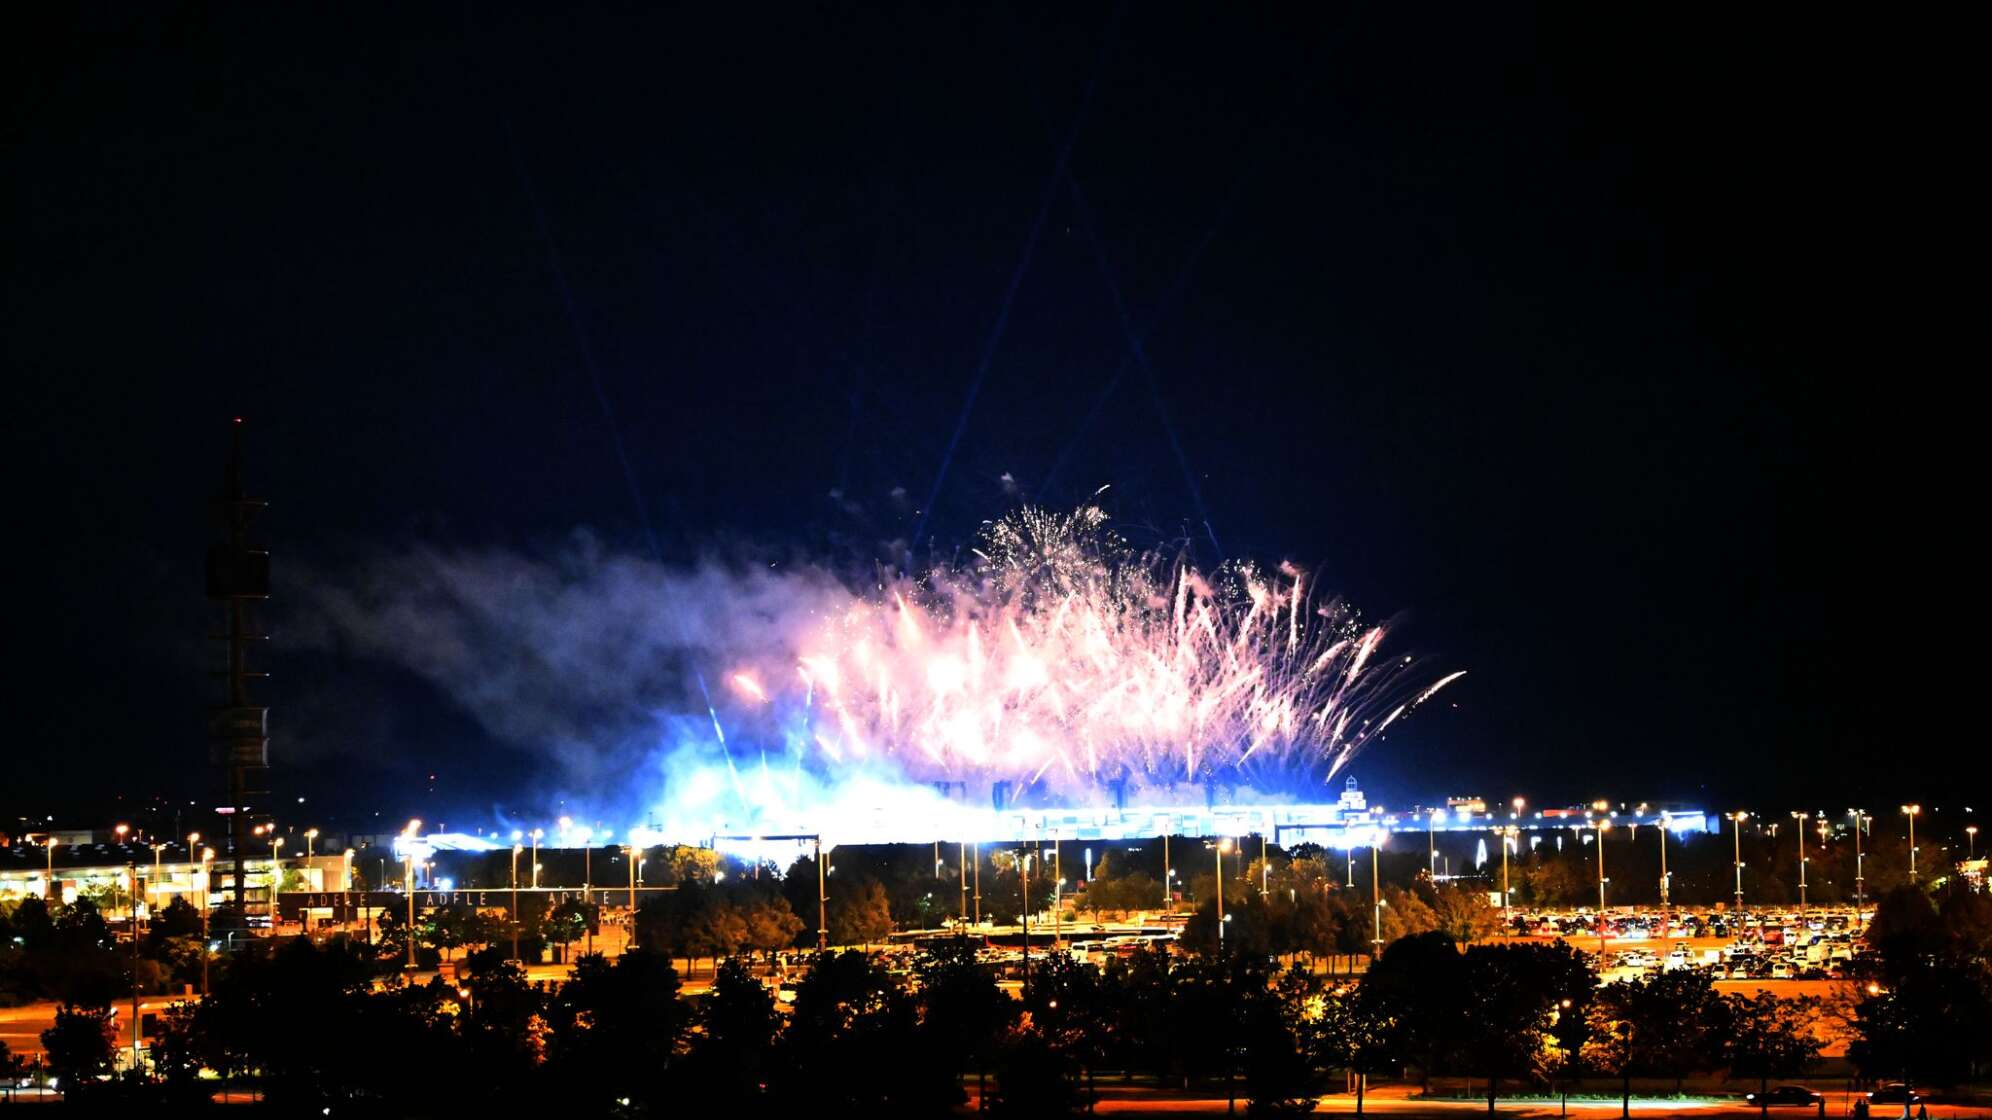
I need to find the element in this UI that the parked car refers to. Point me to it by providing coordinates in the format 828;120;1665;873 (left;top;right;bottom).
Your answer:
1866;1084;1922;1105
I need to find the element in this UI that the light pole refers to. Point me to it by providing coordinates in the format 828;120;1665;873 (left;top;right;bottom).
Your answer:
815;835;828;952
530;828;543;889
1019;849;1032;986
1729;811;1749;913
1499;826;1516;926
1595;819;1610;956
1849;810;1867;913
199;847;215;993
1214;838;1232;948
1791;812;1809;911
189;834;207;913
304;827;318;865
511;844;522;960
1370;837;1384;958
128;861;140;1067
1902;805;1920;882
1052;838;1062;947
401;820;420;970
958;841;969;933
1260;830;1270;898
44;833;55;902
1657;811;1671;908
1162;833;1171;909
1968;825;1979;861
149;843;166;937
113;824;130;926
1427;809;1441;880
972;841;981;926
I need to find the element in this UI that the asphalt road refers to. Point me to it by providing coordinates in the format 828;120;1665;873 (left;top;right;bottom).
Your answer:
989;1085;1989;1117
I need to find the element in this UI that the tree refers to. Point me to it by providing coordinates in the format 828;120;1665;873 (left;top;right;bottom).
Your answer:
686;957;778;1098
1848;959;1988;1091
1374;884;1439;943
545;948;689;1113
150;1000;211;1106
1864;886;1945;982
772;950;955;1114
1430;884;1505;944
828;878;894;947
41;1001;116;1094
1516;852;1587;906
1457;942;1597;1114
1315;983;1398;1116
917;938;1017;1098
743;897;804;963
990;1024;1083;1116
1584;971;1725;1118
1361;931;1463;1086
1725;992;1822;1114
1237;967;1321;1115
0;1038;26;1082
543;899;589;961
147;896;204;942
421;902;474;961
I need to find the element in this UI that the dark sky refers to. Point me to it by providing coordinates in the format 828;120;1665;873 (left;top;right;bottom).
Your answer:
4;4;1970;826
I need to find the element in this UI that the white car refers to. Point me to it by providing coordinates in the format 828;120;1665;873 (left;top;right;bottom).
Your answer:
1770;962;1793;979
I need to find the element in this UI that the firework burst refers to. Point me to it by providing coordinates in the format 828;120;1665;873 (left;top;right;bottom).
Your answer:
723;506;1458;804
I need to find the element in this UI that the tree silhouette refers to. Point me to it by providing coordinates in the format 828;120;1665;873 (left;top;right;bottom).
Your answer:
916;938;1017;1098
1727;992;1823;1113
772;950;954;1115
685;956;778;1098
1316;982;1397;1115
1457;941;1596;1113
40;1001;115;1095
828;878;894;947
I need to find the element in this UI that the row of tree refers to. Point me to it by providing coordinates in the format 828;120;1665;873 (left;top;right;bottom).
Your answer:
1;929;1830;1116
8;884;1989;1114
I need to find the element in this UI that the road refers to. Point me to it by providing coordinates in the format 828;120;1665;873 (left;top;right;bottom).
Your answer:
972;1084;1990;1117
0;998;179;1058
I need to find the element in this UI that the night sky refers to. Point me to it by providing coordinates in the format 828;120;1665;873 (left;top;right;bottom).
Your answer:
5;4;1968;826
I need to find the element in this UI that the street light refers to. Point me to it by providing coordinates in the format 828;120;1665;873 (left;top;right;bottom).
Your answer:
113;824;130;924
401;820;421;970
1728;812;1749;913
1427;808;1443;880
1902;805;1921;881
1968;824;1979;861
1791;811;1809;911
1848;810;1868;913
530;828;543;890
511;844;523;961
1657;811;1672;909
1370;834;1385;958
1498;826;1518;925
1215;838;1233;947
1594;818;1611;956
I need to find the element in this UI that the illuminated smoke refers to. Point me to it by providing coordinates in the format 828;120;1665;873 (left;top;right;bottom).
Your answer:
304;508;1459;837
